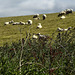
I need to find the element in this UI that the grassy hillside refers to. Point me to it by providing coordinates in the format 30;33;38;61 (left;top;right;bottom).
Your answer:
0;12;75;46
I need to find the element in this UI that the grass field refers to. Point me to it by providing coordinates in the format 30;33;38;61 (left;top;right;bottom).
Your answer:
0;12;75;46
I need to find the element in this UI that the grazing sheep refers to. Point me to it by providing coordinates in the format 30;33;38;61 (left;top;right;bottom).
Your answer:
33;14;40;20
4;20;14;25
43;14;47;20
28;20;32;25
65;9;73;14
12;22;20;25
9;20;14;24
20;21;25;25
64;29;68;31
58;9;73;17
36;33;50;41
4;22;10;25
58;11;66;17
57;27;64;31
57;27;72;31
37;23;42;28
32;34;38;39
64;27;72;31
60;16;66;19
33;14;39;18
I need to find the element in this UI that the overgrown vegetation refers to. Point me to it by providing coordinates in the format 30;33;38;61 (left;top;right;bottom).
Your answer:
0;26;75;75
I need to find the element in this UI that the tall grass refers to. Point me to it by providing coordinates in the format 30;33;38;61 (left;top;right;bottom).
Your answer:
0;27;75;75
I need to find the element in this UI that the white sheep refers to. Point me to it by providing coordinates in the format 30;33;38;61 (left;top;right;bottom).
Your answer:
20;21;25;25
4;22;10;25
58;11;66;17
57;27;72;31
33;14;39;18
32;34;38;39
33;14;40;20
37;23;42;28
43;14;47;20
64;27;72;31
9;20;14;24
28;20;32;25
65;9;73;14
36;33;50;41
57;27;64;31
60;16;66;19
12;22;20;25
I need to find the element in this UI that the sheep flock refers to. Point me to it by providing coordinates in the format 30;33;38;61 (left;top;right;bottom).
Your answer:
4;8;73;41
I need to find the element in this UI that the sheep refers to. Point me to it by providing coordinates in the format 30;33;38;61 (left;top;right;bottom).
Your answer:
36;33;50;41
58;8;73;17
57;27;72;31
32;34;38;39
60;16;66;19
4;20;14;25
33;14;39;18
64;27;72;31
20;21;25;25
63;27;72;31
4;22;10;25
57;27;64;31
37;23;42;28
65;9;73;14
9;20;14;24
43;14;47;20
64;29;68;31
58;11;66;17
27;20;32;25
12;22;20;25
33;14;40;20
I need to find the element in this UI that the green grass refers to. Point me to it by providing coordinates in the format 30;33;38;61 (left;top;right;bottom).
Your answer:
0;12;75;46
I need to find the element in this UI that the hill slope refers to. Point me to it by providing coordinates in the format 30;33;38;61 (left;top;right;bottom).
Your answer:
0;12;75;46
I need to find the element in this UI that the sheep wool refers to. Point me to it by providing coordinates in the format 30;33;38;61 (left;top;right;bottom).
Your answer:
37;23;42;28
32;35;38;39
60;16;66;19
28;20;32;25
4;22;9;25
43;14;47;20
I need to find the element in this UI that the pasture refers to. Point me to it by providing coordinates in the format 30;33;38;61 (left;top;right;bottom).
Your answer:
0;12;75;46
